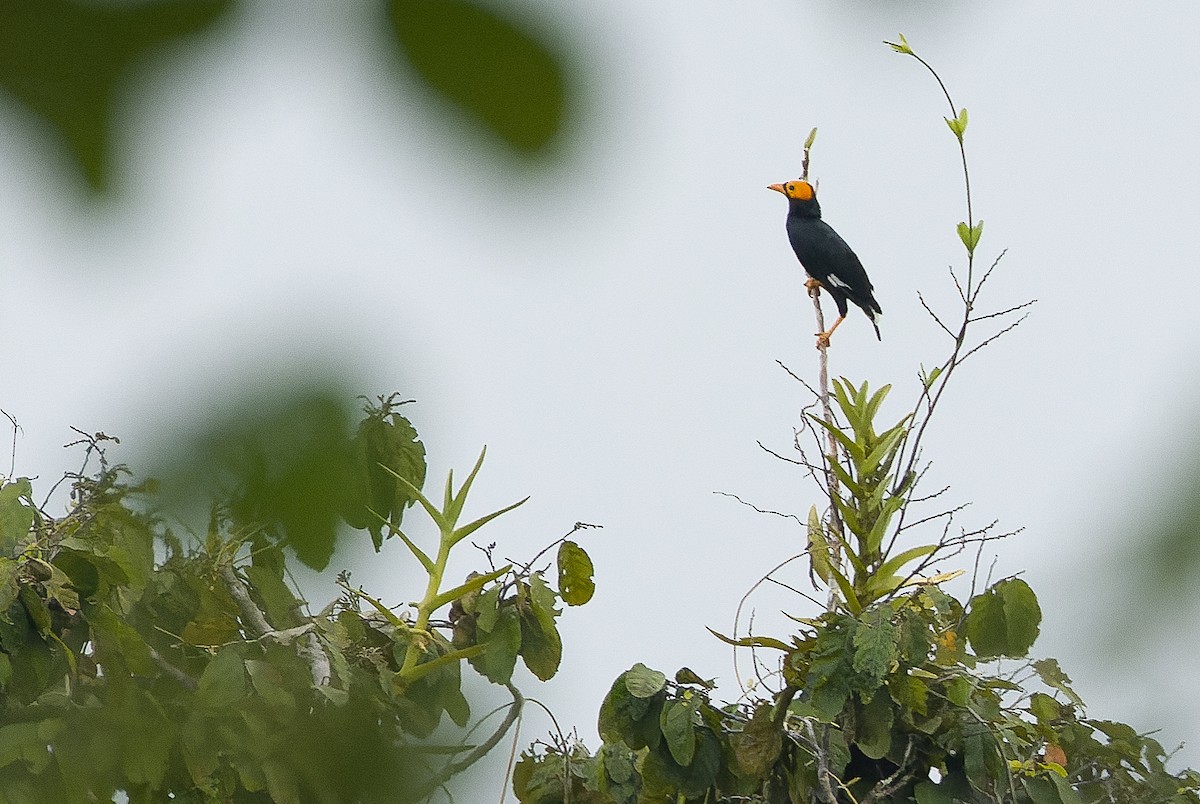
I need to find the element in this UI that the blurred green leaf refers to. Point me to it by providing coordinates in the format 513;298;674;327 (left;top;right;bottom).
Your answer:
0;0;233;192
386;0;569;155
155;384;358;572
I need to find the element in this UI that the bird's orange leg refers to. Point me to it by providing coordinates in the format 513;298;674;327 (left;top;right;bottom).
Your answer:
815;315;846;349
804;277;823;297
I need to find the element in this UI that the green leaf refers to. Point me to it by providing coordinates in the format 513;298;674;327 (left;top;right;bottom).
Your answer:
1029;692;1060;723
1033;657;1085;708
641;726;721;798
246;659;296;715
807;506;833;585
471;605;521;684
598;670;664;750
705;628;791;652
957;220;985;255
386;0;569;155
852;610;899;688
429;562;510;611
965;578;1041;657
448;494;530;546
242;565;302;629
886;33;914;55
90;604;156;676
0;721;50;772
0;0;233;192
518;575;562;680
197;647;248;711
733;703;783;779
0;479;34;553
1049;771;1083;803
1024;775;1067;804
872;544;938;588
914;780;954;804
18;585;51;635
659;698;697;766
0;558;20;613
922;364;944;390
854;687;894;760
557;540;595;605
155;386;359;572
945;108;968;140
625;662;668;699
343;397;426;550
946;675;971;707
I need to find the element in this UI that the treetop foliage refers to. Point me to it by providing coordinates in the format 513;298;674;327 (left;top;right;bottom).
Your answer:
510;37;1200;804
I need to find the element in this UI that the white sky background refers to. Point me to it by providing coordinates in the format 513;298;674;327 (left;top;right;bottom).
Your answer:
3;0;1200;793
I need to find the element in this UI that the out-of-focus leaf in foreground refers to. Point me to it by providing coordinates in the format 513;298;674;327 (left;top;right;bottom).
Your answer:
150;383;358;571
385;0;570;156
0;0;233;192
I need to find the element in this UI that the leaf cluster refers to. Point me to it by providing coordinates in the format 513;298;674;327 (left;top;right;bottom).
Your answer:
0;397;594;801
514;576;1200;803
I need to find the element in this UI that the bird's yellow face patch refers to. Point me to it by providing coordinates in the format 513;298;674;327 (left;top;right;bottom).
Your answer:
768;180;815;200
785;180;814;200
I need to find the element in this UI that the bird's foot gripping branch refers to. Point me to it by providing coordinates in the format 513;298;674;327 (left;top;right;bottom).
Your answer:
512;36;1200;804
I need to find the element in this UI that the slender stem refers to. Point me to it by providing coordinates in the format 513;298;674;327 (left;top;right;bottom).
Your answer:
401;529;452;675
800;130;844;613
907;51;974;249
810;290;843;612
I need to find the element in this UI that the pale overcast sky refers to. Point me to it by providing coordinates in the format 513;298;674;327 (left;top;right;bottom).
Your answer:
3;0;1199;792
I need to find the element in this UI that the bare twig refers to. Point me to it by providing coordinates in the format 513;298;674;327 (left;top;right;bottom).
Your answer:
1;409;18;480
969;298;1037;324
713;491;804;524
421;682;525;801
916;291;956;338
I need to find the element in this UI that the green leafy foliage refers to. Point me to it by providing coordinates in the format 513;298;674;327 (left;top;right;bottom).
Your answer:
519;578;1200;803
513;38;1195;804
0;399;593;800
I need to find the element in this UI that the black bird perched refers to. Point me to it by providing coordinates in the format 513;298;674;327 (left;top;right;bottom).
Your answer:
768;179;882;347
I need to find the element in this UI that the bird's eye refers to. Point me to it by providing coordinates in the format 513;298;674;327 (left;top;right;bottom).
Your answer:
786;184;795;193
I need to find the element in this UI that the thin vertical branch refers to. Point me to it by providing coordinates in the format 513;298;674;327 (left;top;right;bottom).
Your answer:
799;129;843;612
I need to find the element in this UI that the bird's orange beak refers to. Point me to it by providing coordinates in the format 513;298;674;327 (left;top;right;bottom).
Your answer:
767;183;786;194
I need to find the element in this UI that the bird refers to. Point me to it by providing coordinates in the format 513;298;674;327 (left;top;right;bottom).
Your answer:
768;179;881;347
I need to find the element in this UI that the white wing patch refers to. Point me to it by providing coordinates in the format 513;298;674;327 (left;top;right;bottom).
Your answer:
824;274;851;290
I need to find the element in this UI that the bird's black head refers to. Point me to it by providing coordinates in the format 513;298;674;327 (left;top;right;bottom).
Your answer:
767;179;821;218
